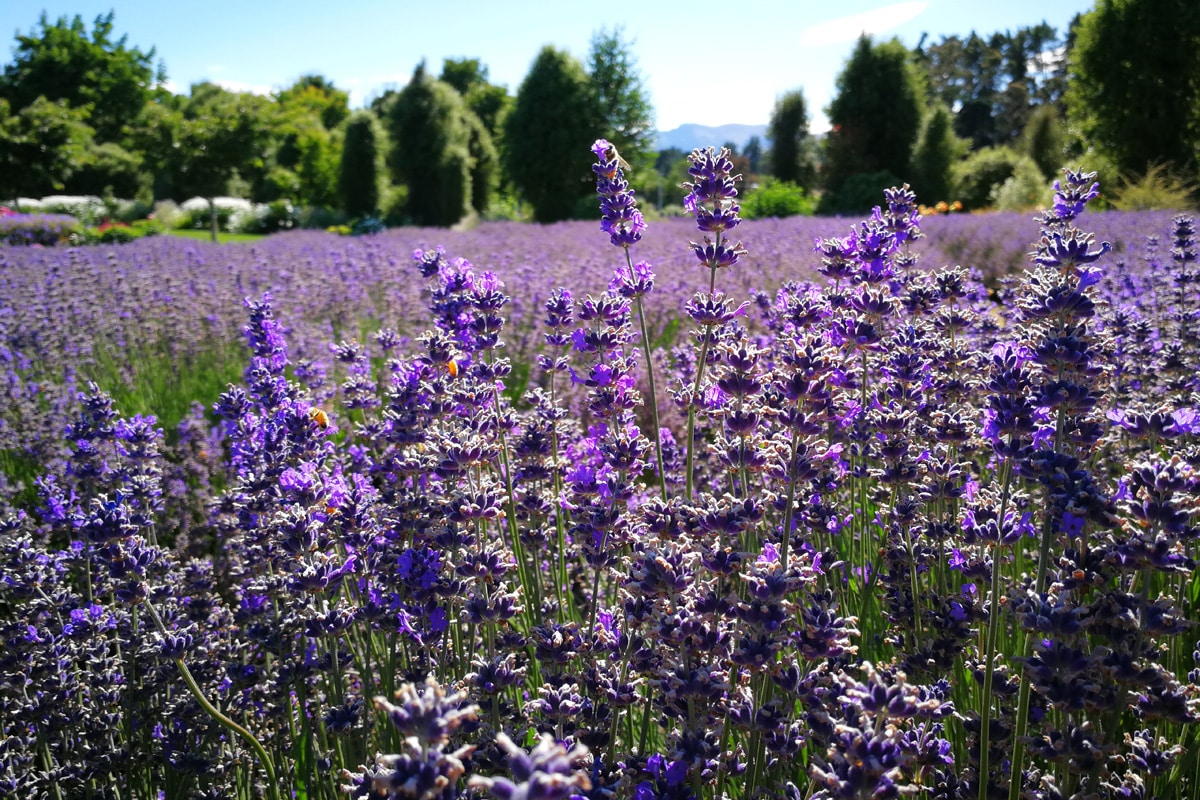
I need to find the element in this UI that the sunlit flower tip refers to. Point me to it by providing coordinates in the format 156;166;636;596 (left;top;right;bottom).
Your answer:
591;139;612;159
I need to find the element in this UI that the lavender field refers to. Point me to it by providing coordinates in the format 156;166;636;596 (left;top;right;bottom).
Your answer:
1;152;1197;800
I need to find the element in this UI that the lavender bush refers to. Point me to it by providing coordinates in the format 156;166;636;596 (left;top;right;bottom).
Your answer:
0;212;80;246
0;147;1197;800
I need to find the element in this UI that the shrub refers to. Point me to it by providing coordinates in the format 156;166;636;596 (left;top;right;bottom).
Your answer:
951;147;1029;210
741;179;815;219
113;196;154;224
819;170;902;215
0;213;79;245
151;200;184;229
1110;163;1197;211
350;216;385;236
238;200;299;235
380;184;410;227
481;193;528;222
992;157;1053;212
256;167;302;203
1021;105;1066;180
180;197;256;232
911;104;966;206
69;219;163;246
296;205;348;230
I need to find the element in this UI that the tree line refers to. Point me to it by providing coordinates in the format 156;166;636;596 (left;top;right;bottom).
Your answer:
2;1;1197;226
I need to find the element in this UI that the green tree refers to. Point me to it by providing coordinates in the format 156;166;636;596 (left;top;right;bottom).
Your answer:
0;96;93;196
339;111;382;217
743;136;764;174
0;12;158;142
128;95;185;199
173;83;274;241
276;74;350;130
504;46;601;223
910;104;966;204
821;35;925;213
464;111;498;214
440;58;489;96
767;89;817;190
439;58;511;167
1021;104;1065;180
388;62;474;226
1068;0;1200;181
587;27;655;173
70;140;146;198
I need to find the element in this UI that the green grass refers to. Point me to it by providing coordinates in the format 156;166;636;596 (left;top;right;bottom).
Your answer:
165;229;268;244
84;335;248;437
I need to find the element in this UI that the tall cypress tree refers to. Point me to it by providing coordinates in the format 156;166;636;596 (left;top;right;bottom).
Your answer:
911;104;965;204
338;111;380;218
767;89;817;190
504;46;601;223
821;35;926;213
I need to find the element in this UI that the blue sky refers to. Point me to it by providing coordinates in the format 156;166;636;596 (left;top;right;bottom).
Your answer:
1;1;1094;132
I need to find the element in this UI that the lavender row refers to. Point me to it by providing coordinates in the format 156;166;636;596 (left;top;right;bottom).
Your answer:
0;151;1197;800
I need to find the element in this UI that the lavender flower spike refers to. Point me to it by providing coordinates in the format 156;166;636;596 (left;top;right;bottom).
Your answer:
592;139;646;248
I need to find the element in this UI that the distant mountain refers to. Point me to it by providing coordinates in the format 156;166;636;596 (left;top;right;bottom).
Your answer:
655;123;769;153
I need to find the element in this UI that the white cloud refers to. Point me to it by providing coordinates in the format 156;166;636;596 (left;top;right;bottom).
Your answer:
799;2;930;47
216;79;278;97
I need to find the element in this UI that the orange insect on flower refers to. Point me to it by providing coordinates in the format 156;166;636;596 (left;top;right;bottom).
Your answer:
307;407;330;429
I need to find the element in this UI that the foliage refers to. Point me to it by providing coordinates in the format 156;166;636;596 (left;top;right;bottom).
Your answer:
914;23;1070;149
821;36;924;211
387;63;476;227
339;111;381;218
178;196;256;232
464;109;499;214
587;27;655;174
503;46;601;222
275;74;349;130
991;155;1052;211
0;96;94;196
1021;104;1066;179
350;216;385;235
823;169;903;215
0;11;158;142
70;219;163;245
1109;163;1197;210
242;200;299;234
740;178;814;219
70;140;147;198
951;146;1033;210
439;58;490;97
910;103;967;206
172;83;275;205
743;135;764;174
1068;0;1200;183
767;89;817;190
